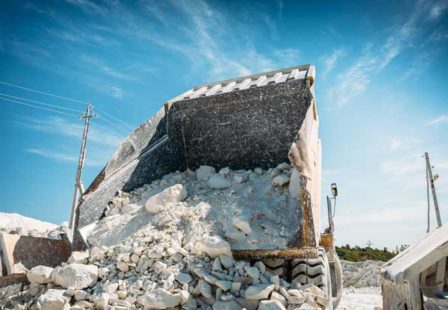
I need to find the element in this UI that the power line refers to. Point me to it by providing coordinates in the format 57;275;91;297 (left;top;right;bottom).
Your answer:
91;122;125;138
96;114;131;135
0;80;135;130
0;97;81;118
0;92;84;113
0;81;88;106
95;106;134;130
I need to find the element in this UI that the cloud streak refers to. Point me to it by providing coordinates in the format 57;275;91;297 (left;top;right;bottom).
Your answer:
330;0;446;108
426;115;448;126
322;49;344;77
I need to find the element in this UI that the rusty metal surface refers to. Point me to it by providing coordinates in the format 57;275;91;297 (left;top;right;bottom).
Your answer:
320;233;335;261
0;233;71;275
232;247;319;260
0;274;28;288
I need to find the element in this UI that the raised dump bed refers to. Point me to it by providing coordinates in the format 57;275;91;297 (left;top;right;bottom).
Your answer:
76;64;320;249
73;64;342;309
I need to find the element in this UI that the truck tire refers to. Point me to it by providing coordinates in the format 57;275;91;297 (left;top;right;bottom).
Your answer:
290;247;333;309
263;258;287;277
330;254;343;308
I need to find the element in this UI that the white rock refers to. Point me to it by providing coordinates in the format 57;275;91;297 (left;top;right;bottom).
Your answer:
94;292;110;310
213;258;223;271
255;262;266;274
67;251;89;264
215;280;232;292
245;284;275;300
272;175;290;187
176;272;193;284
74;290;89;301
196;166;216;181
208;175;232;189
117;262;129;272
212;300;242;310
219;255;234;269
138;288;181;309
276;163;290;171
198;279;213;298
37;289;69;310
270;291;287;306
179;290;190;304
258;300;286;310
89;247;104;262
52;264;98;289
145;184;188;213
233;174;249;184
195;235;232;258
27;265;53;284
233;219;252;235
246;266;260;279
219;167;231;176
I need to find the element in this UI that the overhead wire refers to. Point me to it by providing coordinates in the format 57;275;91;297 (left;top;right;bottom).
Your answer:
0;97;81;118
0;92;85;114
0;80;135;131
91;122;126;139
0;81;88;106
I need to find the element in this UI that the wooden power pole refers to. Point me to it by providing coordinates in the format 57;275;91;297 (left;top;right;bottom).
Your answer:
69;104;95;230
424;152;442;228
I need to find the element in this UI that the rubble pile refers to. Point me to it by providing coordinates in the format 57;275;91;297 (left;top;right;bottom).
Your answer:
0;212;68;240
341;260;382;288
4;165;331;309
82;164;300;250
12;225;327;309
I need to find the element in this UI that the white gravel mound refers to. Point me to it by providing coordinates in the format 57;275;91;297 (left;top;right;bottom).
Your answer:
0;212;57;234
83;164;299;250
341;260;383;288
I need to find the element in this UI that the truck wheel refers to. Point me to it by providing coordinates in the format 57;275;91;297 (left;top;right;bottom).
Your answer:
330;254;343;309
262;258;287;277
290;247;333;309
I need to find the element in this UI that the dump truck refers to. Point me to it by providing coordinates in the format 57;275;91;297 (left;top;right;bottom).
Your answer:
74;64;343;309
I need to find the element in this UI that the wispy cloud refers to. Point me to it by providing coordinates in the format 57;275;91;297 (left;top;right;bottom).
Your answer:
19;116;124;147
429;0;448;20
322;48;344;77
111;86;124;99
138;0;298;80
25;148;107;167
18;116;125;166
330;0;446;108
426;115;448;126
80;55;134;81
64;0;107;16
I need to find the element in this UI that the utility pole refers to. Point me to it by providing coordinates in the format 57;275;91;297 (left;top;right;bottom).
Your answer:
424;152;442;228
69;104;95;230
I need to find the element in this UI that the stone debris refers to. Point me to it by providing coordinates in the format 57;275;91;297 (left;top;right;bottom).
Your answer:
51;264;98;289
27;266;54;285
9;165;328;309
36;289;70;310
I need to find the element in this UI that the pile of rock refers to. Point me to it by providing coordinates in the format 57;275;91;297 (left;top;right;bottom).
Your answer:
17;224;327;310
5;164;327;309
83;164;299;250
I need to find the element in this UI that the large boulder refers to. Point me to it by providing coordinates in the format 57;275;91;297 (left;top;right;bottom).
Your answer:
137;288;182;309
36;289;70;310
195;235;232;258
27;265;54;284
52;264;98;289
145;184;188;213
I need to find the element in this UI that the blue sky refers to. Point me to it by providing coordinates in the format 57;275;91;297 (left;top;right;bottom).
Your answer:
0;0;447;249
